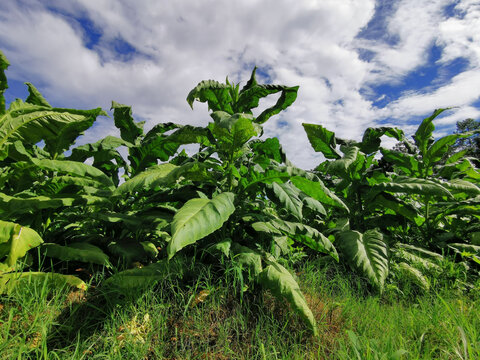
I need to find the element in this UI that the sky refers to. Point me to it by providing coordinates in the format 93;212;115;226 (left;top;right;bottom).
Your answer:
1;0;479;169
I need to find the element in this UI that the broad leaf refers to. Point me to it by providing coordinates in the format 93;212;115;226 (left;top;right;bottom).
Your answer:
380;148;419;176
30;158;114;189
413;108;448;156
111;101;144;143
25;82;51;107
338;229;389;291
41;243;110;266
0;221;43;272
69;135;130;162
298;191;327;216
302;123;341;159
266;219;338;261
117;163;178;193
103;257;185;290
443;179;480;196
206;238;232;257
425;131;478;166
359;127;403;154
167;192;235;259
396;243;444;260
210;112;260;154
236;83;290;113
231;243;263;276
291;176;349;211
367;192;419;221
255;86;298;124
258;260;317;335
129;124;210;173
395;262;430;291
117;162;215;194
373;176;453;198
186;80;233;113
241;167;292;190
265;182;303;221
327;146;360;177
0;97;105;159
0;193;109;217
0;272;86;294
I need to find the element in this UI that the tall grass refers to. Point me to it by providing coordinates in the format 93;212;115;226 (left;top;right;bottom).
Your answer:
0;258;478;359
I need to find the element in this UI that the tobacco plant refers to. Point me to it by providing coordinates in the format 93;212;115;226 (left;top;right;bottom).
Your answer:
1;47;479;334
106;68;341;334
302;110;480;292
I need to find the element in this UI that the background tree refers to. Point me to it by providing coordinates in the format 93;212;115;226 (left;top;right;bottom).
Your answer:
453;118;480;161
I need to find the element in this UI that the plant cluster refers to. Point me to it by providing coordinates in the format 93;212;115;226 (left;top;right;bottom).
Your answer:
1;50;479;334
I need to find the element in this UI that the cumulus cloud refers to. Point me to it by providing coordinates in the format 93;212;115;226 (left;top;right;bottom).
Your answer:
0;0;479;169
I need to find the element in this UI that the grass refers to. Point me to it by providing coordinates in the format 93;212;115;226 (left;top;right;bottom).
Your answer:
0;258;479;359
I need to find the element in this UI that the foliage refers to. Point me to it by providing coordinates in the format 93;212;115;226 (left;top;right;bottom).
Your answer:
0;49;479;334
303;109;480;292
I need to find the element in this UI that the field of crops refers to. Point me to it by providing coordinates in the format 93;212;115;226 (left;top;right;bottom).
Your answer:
1;49;479;358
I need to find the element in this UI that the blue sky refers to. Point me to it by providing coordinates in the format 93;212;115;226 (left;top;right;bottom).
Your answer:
1;0;479;169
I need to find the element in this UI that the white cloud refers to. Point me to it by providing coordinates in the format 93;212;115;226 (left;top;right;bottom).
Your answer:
0;0;479;169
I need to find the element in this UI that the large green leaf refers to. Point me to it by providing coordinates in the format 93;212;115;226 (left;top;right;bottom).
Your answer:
291;176;349;211
298;191;327;216
425;131;478;166
29;158;114;189
394;262;430;291
327;146;360;177
380;148;419;176
338;229;389;291
395;243;444;261
186;80;233;113
258;260;317;335
108;241;157;263
241;167;292;191
255;86;298;124
367;192;419;221
117;163;178;194
41;243;110;266
373;176;453;198
25;82;51;107
260;219;338;260
231;243;263;276
236;83;291;114
69;135;130;165
111;101;144;143
103;257;185;290
167;192;235;259
443;179;480;196
0;221;43;273
128;124;210;174
394;247;441;273
209;112;260;154
250;137;286;165
0;272;86;294
413;108;448;156
439;158;480;180
116;162;215;194
359;127;404;154
265;182;303;221
0;94;105;159
0;193;109;217
302;123;341;159
235;67;297;115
